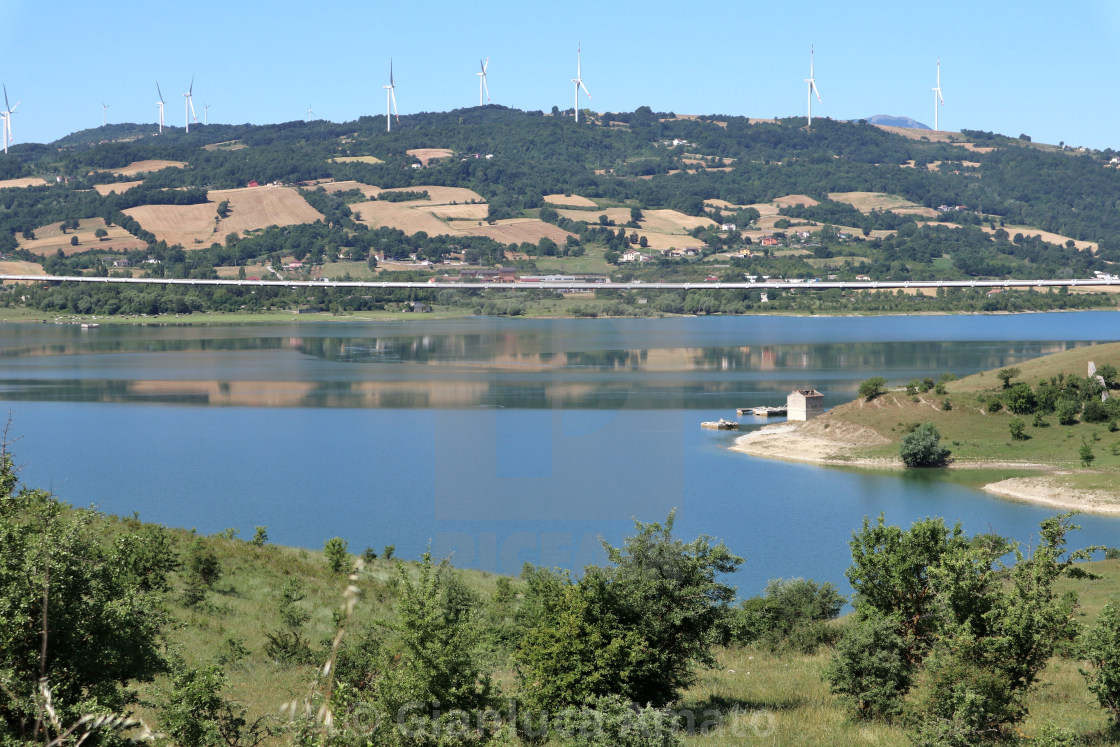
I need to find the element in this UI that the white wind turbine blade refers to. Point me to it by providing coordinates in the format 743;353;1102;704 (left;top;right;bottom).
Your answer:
580;80;592;99
811;80;821;102
157;82;164;103
391;87;398;120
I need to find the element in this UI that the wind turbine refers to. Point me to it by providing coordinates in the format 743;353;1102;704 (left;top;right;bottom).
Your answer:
306;104;314;121
477;57;490;105
932;58;945;131
156;83;166;134
571;44;592;122
101;101;111;127
384;60;398;132
804;46;822;129
203;103;210;125
183;76;196;133
2;85;19;154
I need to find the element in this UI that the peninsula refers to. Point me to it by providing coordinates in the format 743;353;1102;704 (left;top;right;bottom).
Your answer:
733;342;1120;515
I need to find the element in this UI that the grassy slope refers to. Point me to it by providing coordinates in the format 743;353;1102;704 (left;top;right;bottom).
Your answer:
811;342;1120;485
135;516;1120;746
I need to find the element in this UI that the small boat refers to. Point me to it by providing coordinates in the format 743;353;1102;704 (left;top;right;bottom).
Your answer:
701;418;739;430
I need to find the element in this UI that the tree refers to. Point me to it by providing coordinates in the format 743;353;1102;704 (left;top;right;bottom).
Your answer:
1057;399;1081;426
94;227;108;240
323;536;351;574
1081;602;1120;727
517;512;742;709
1004;383;1037;414
333;553;498;745
1099;364;1118;388
1080;442;1095;467
69;235;79;247
0;445;168;742
996;367;1021;388
859;376;887;401
899;422;950;467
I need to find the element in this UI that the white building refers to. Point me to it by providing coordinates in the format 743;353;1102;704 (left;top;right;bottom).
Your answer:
787;389;824;421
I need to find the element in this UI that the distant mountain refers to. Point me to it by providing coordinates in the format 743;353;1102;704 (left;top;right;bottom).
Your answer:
864;114;930;130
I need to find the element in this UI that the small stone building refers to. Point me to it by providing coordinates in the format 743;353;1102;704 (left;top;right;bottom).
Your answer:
787;389;824;421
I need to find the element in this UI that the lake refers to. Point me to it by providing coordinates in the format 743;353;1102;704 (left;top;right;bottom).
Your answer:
2;311;1118;598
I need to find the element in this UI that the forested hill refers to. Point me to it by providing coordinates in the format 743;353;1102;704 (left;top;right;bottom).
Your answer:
1;105;1119;293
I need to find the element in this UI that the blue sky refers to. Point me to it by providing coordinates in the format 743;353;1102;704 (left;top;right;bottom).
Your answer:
2;0;1118;149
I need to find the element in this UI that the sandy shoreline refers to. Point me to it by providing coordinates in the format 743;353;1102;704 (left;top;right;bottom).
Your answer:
732;422;1120;516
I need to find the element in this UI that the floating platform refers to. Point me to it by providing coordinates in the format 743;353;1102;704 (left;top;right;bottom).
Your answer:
737;406;787;416
701;418;740;430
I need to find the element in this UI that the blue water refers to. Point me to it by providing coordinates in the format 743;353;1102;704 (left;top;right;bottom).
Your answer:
3;312;1119;599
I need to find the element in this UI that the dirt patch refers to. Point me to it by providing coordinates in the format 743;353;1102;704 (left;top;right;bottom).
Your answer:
0;260;44;277
21;219;145;256
981;224;1097;252
640;209;715;233
94;181;143;196
318;180;381;199
984;476;1120;516
829;191;922;213
428;203;489;221
113;160;187;176
125;186;324;248
406;148;454;166
375;185;484;205
772;194;819;208
633;232;705;251
544;193;597;208
461;220;572;245
731;420;894;466
203;141;246;151
557;207;630;225
329;155;383;165
351;202;451;236
0;177;48;189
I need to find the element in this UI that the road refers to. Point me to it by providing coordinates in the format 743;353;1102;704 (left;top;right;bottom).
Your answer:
2;274;1118;292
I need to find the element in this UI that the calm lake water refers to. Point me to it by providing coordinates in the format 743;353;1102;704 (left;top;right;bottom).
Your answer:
2;312;1119;598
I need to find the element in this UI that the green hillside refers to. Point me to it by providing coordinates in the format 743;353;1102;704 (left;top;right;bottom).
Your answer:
1;107;1119;318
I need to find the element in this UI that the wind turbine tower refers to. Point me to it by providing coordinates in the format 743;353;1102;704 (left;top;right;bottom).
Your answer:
478;58;490;105
804;46;822;129
384;61;398;132
2;85;19;154
156;83;166;134
184;76;196;133
932;58;945;131
101;101;111;127
306;104;314;121
204;104;210;125
571;44;592;123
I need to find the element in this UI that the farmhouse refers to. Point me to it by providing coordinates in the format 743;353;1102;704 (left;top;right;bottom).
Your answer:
786;389;824;421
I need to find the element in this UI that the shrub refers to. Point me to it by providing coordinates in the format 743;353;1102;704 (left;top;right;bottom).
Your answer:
1033;412;1049;428
324;536;351;574
250;526;268;546
383;543;396;560
859;376;887;401
824;614;913;720
1080;602;1120;727
361;546;378;563
1083;399;1110;423
899;423;950;467
941;399;952;411
1004;382;1038;414
1009;417;1028;440
1080;442;1095;466
1105;547;1120;560
996;367;1021;388
1057;399;1081;425
986;398;1003;414
553;694;682;747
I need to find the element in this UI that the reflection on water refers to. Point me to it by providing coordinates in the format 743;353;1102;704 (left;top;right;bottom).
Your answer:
4;312;1120;596
0;315;1111;409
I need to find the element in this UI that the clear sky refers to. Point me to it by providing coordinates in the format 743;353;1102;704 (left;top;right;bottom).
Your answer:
2;0;1118;149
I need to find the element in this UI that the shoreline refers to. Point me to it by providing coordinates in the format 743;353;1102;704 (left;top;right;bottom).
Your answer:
732;422;1120;517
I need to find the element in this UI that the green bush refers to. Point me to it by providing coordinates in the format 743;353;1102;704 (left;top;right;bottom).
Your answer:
1033;412;1049;428
859;376;887;401
986;398;1003;414
824;613;913;720
899;423;951;467
553;694;682;747
1083;399;1110;423
1079;602;1120;727
323;536;351;574
1009;417;1028;440
1057;399;1081;425
1004;382;1038;414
